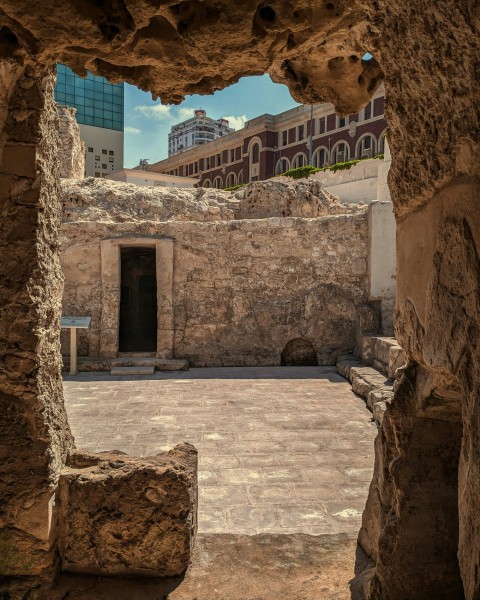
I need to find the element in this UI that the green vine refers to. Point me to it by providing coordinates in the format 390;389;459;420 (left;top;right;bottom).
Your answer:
279;154;384;179
220;153;385;190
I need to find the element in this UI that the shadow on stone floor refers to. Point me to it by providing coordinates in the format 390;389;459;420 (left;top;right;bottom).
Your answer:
53;533;363;600
63;366;345;383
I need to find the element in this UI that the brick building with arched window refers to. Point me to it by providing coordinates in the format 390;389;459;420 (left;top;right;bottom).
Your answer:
147;86;386;188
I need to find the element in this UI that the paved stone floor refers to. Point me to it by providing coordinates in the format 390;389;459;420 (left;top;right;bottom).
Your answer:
63;366;377;536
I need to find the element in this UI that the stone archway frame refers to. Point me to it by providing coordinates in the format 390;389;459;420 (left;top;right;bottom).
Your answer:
99;235;175;359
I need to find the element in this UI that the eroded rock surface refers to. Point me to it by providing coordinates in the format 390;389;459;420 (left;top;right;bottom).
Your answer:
56;105;85;179
236;179;361;219
0;1;382;112
58;444;197;577
62;178;235;223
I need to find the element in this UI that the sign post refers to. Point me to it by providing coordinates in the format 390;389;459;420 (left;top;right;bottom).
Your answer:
61;316;91;375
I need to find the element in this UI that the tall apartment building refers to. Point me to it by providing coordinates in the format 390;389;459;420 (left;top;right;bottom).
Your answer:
168;109;234;156
150;87;387;189
54;64;124;177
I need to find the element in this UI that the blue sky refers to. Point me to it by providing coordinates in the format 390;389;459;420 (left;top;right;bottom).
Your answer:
124;74;300;168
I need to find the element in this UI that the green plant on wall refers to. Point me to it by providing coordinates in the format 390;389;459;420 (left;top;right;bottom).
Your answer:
279;154;384;179
221;154;385;190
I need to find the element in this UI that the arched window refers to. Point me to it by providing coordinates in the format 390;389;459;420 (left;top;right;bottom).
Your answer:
251;143;259;164
331;141;350;164
291;153;307;169
203;179;212;188
275;157;290;175
237;170;244;184
225;172;236;187
356;134;376;159
312;147;329;168
213;176;223;189
378;129;387;154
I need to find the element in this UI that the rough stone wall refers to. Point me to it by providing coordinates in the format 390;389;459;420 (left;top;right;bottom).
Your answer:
0;61;73;586
234;179;359;219
56;105;85;179
59;190;370;366
357;3;480;599
62;177;235;223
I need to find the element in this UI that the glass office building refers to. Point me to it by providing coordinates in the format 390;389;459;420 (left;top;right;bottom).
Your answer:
55;64;124;131
55;64;124;177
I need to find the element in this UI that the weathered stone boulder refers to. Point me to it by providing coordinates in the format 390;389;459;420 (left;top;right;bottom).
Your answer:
56;105;85;179
235;179;360;219
58;443;197;577
62;178;235;223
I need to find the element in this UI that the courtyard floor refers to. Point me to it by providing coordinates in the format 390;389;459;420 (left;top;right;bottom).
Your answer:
63;366;377;537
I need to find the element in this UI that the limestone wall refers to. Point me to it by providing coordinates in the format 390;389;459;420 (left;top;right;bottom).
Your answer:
59;210;370;367
56;104;85;179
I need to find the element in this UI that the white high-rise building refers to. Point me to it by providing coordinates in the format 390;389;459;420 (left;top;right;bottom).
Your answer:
168;109;233;157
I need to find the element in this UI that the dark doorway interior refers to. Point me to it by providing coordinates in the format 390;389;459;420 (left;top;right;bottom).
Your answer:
281;338;318;366
119;247;157;352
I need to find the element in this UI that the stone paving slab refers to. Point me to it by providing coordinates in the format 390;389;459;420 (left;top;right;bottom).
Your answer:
63;366;377;535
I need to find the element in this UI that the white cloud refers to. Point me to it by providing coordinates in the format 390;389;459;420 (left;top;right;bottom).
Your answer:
125;126;142;135
133;103;173;120
223;114;247;131
177;106;196;122
132;104;247;132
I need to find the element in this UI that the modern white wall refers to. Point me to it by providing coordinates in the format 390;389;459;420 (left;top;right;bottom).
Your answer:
368;199;396;335
106;169;198;188
80;124;124;177
312;159;380;204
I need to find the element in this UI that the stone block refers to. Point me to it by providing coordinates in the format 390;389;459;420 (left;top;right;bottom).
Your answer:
58;443;197;577
372;400;389;425
2;142;36;178
388;344;407;380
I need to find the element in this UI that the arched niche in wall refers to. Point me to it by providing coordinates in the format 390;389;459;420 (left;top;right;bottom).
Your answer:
280;338;318;366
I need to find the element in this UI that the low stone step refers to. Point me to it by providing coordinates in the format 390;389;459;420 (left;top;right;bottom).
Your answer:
110;358;189;371
360;334;406;379
111;366;155;376
337;354;393;427
62;356;189;372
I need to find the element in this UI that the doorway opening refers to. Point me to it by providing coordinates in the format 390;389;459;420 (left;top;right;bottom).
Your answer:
119;247;157;352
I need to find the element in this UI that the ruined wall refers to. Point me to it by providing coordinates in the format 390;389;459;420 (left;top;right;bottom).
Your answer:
56;105;85;179
357;3;480;599
59;208;370;367
0;61;74;587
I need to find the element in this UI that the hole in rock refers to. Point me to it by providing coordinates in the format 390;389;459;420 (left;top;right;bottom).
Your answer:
259;6;276;22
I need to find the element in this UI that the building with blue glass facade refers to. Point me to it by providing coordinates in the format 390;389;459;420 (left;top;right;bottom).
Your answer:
55;64;124;177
